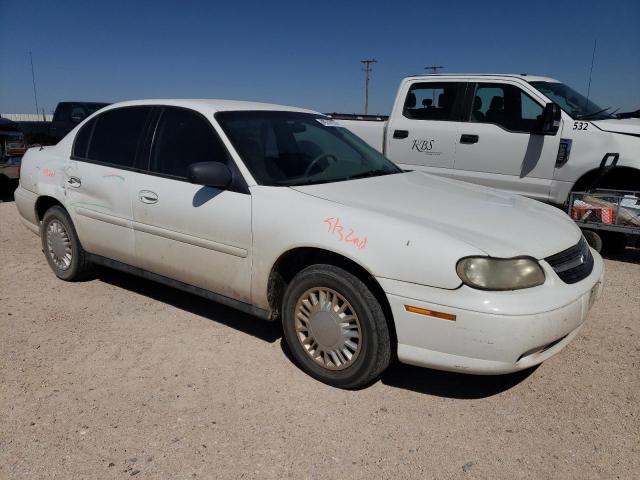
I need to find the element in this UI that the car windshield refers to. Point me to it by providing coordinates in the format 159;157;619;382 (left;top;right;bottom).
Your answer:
215;111;402;186
530;81;612;120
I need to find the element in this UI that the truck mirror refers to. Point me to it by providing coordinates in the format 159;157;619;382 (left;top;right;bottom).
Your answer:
535;103;561;135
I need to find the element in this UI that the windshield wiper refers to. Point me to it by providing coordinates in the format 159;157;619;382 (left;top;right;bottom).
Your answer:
576;107;611;120
286;178;333;187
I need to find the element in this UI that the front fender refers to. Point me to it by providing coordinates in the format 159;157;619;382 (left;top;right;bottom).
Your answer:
249;187;482;309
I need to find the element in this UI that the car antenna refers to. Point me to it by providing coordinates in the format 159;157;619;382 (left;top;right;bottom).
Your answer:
585;39;597;110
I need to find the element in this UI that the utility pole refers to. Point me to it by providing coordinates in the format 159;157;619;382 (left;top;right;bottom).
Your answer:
29;51;41;117
424;65;444;74
361;59;377;115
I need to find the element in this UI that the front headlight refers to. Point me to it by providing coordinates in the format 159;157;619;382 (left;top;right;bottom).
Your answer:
456;257;545;290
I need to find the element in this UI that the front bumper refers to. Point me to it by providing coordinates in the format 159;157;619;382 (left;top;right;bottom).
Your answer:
381;250;604;374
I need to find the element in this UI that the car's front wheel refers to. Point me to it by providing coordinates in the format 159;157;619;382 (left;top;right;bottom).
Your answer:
281;264;391;389
41;205;93;281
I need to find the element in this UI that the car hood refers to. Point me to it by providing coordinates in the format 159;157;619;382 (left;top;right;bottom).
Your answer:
291;171;581;259
592;118;640;136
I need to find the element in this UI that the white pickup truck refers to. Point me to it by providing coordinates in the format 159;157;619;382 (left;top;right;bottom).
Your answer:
335;74;640;205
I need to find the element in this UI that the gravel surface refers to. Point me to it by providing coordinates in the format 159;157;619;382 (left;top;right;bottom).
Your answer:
1;201;639;479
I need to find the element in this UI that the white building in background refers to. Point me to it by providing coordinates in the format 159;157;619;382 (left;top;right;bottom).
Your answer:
1;113;53;122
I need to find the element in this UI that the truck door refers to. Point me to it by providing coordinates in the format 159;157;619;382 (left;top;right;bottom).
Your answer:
385;81;466;174
452;81;560;202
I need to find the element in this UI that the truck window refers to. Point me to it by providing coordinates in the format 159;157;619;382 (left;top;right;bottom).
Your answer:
85;106;152;168
149;107;230;178
70;105;87;123
403;82;465;121
530;81;608;120
471;83;543;133
53;103;72;123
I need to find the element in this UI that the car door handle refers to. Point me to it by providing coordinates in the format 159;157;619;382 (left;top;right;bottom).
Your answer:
393;129;409;139
67;176;81;188
460;134;479;144
138;190;158;204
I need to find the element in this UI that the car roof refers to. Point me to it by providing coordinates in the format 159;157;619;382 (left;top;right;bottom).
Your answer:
404;73;560;83
99;99;320;115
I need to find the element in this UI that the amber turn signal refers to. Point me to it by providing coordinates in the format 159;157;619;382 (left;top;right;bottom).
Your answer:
404;305;456;321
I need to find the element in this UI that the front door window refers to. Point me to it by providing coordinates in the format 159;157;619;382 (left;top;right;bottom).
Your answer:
471;83;543;133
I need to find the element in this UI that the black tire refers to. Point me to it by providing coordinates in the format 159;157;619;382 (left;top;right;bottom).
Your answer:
41;205;93;281
281;264;391;389
600;231;628;255
582;229;603;253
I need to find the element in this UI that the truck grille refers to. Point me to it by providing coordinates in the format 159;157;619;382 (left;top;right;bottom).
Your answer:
545;237;593;284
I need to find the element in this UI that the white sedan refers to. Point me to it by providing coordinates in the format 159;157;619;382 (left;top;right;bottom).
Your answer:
15;99;603;388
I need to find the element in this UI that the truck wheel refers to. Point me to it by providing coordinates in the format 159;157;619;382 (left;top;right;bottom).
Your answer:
600;231;628;255
41;206;93;281
281;264;391;389
581;230;603;253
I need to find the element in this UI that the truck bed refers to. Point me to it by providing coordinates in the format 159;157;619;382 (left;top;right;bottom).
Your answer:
329;113;387;153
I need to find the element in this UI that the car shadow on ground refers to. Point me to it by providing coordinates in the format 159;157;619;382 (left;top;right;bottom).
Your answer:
379;362;537;399
96;267;282;344
97;266;536;398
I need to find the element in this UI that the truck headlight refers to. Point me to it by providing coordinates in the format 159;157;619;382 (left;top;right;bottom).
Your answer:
456;257;545;290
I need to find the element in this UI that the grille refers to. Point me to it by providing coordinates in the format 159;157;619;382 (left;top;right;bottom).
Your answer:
545;237;594;284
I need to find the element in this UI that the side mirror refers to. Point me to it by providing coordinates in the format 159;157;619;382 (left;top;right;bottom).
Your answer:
535;103;561;135
187;161;232;189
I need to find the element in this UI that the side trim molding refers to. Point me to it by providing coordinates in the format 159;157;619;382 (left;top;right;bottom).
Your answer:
74;207;132;229
87;254;272;321
132;221;248;258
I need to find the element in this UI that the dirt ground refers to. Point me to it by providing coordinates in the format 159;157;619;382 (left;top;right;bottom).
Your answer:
1;199;639;479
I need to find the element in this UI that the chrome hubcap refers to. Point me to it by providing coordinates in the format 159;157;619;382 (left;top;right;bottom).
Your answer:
46;219;72;270
294;287;362;371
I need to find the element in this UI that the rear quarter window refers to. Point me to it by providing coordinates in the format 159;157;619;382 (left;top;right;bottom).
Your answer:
72;117;96;158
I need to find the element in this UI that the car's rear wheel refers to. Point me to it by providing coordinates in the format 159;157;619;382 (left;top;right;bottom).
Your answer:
41;206;93;281
281;264;391;389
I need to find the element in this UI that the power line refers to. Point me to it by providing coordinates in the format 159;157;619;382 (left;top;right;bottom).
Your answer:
361;59;377;115
29;51;41;118
425;65;444;74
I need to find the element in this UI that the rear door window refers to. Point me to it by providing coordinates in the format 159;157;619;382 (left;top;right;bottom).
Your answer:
403;82;466;121
149;107;229;178
86;106;152;168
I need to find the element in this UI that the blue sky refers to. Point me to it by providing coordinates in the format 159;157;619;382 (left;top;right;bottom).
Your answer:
1;0;639;115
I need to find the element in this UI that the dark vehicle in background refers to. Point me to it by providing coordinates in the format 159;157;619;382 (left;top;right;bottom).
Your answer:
617;109;640;119
48;102;109;143
0;117;27;186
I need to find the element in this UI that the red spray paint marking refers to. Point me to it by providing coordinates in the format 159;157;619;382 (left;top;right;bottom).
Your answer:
323;217;368;250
